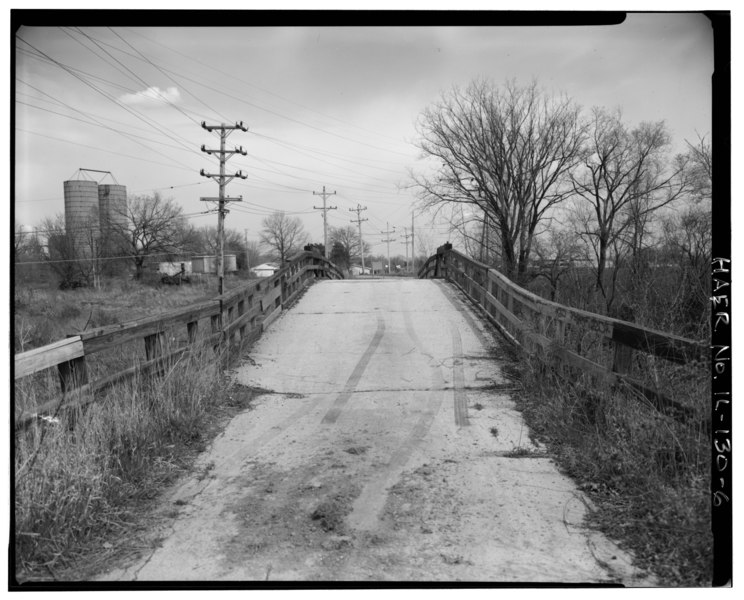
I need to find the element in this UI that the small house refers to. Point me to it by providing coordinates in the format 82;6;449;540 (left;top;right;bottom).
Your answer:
251;263;279;278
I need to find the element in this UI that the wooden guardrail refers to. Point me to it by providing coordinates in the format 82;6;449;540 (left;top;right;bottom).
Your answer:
419;244;707;421
14;251;344;429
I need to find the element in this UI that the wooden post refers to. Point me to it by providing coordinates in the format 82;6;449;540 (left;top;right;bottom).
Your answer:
211;313;222;351
58;356;88;394
613;340;634;374
187;321;198;344
144;332;165;361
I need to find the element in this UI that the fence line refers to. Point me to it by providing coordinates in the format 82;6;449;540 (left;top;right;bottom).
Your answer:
419;244;707;421
14;251;344;429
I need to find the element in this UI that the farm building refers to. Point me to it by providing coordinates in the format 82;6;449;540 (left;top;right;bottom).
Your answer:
251;263;279;278
157;261;192;276
192;255;237;274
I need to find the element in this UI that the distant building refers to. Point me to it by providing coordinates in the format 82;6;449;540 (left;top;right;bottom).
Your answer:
251;263;280;278
350;266;371;276
157;261;192;276
192;255;238;274
371;260;384;275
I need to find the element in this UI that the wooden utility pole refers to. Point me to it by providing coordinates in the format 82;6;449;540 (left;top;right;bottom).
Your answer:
312;186;337;258
199;121;248;296
411;212;415;274
244;228;250;273
381;222;396;275
349;204;368;271
403;226;412;274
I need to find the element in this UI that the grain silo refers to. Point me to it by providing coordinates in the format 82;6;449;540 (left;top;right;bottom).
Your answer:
64;179;100;255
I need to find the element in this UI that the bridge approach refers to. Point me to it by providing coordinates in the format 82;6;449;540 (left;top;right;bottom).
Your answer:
98;276;652;583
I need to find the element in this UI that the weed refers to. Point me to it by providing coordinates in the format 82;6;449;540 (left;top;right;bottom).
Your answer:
511;350;712;585
13;340;234;581
489;426;498;438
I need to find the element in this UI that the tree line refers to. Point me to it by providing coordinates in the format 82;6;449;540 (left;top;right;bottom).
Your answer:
14;198;373;285
411;78;711;337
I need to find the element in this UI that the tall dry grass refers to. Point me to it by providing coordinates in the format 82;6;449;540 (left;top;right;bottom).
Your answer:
13;340;227;580
510;349;711;586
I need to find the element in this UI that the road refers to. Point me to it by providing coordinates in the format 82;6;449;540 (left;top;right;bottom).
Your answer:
98;278;651;583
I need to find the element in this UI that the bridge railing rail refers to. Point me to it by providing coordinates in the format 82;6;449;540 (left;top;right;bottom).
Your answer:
419;244;707;421
14;251;343;429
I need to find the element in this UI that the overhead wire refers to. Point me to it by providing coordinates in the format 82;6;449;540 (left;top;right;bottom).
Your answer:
120;26;417;151
16;29;430;234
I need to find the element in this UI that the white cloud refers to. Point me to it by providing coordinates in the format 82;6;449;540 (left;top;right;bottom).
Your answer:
119;86;182;106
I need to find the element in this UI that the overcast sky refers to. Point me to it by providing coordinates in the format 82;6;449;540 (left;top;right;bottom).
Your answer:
14;13;714;258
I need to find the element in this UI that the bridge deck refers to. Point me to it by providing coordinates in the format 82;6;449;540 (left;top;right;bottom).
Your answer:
100;278;651;583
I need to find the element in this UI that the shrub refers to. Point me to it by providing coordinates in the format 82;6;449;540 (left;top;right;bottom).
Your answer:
513;351;712;586
13;341;226;580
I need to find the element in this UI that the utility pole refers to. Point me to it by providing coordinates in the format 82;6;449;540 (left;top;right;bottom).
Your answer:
244;228;250;274
402;226;412;274
349;204;368;272
381;222;396;275
312;186;337;258
199;120;248;297
411;212;415;274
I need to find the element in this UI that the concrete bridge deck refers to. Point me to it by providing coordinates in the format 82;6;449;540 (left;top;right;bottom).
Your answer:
99;278;651;583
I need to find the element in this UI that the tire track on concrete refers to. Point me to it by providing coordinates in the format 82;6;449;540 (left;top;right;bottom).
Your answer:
450;320;470;427
346;306;446;532
321;315;386;425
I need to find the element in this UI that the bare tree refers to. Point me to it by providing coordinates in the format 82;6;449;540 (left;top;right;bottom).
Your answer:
113;193;189;279
412;78;586;281
684;133;712;205
531;229;583;302
40;214;100;288
329;225;369;264
570;108;690;304
193;225;250;268
259;211;308;265
14;221;27;255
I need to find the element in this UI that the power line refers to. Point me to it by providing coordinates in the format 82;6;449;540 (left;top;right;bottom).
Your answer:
120;26;416;151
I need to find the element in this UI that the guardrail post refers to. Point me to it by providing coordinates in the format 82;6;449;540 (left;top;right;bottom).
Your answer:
58;356;88;394
187;321;198;344
238;300;246;340
144;332;165;361
612;337;634;375
211;314;222;351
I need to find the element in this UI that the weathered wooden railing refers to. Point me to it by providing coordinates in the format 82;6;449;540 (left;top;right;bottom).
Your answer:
419;244;707;421
14;251;343;429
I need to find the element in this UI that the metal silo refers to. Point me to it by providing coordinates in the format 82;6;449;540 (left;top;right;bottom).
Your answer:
64;179;100;256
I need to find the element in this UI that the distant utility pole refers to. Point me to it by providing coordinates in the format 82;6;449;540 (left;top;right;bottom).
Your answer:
381;222;396;275
403;226;412;274
349;204;368;271
411;212;415;274
312;186;337;258
244;228;250;273
199;120;248;297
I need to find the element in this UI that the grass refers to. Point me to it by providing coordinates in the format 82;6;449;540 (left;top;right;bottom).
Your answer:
12;339;263;582
12;274;265;583
508;350;712;586
13;272;250;353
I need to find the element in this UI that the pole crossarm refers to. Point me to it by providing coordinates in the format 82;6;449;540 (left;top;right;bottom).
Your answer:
201;120;249;133
312;185;337;259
